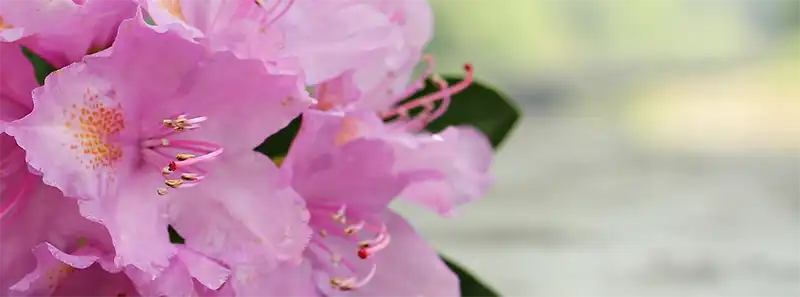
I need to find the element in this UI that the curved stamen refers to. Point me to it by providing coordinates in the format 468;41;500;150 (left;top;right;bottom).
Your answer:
147;114;223;195
307;204;392;291
333;264;378;291
382;63;473;121
402;74;451;131
258;0;294;27
393;54;435;101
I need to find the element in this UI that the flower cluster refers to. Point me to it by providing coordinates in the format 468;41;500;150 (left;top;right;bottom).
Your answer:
0;0;492;296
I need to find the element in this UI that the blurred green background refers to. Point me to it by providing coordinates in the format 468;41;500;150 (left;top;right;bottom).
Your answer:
393;1;800;296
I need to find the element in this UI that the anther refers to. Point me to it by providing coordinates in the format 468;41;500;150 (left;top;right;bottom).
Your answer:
331;206;347;224
180;173;200;181
161;167;172;175
175;153;195;161
344;221;364;235
319;229;328;237
157;188;168;196
165;179;184;188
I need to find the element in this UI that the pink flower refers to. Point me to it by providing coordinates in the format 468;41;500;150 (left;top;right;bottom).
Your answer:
165;152;313;295
8;242;230;296
0;0;137;67
311;61;493;216
140;0;432;86
0;137;89;294
279;0;433;90
0;42;37;130
6;14;313;277
138;0;300;74
260;110;464;295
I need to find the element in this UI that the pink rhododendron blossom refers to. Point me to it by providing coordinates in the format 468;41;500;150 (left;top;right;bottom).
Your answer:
277;0;431;86
298;0;433;110
139;0;301;75
8;242;230;296
0;0;137;67
260;110;460;295
0;42;37;130
6;14;313;277
166;152;313;295
0;138;83;294
311;62;493;216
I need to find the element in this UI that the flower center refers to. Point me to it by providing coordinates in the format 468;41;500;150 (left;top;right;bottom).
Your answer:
41;263;77;292
160;0;186;22
64;89;126;171
139;114;223;196
307;205;391;291
0;16;12;30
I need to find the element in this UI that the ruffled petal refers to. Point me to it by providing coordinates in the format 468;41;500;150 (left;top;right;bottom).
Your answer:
168;152;311;270
0;0;136;67
337;211;458;297
284;110;411;212
395;126;493;216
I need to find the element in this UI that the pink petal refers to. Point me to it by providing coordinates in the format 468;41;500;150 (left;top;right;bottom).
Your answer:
10;244;128;295
168;152;312;270
83;173;177;277
284;110;411;212
0;42;36;125
395;126;493;216
5;62;139;201
230;262;317;296
343;211;459;297
278;0;405;85
139;0;296;73
170;50;313;154
176;247;230;290
0;153;114;293
0;0;136;67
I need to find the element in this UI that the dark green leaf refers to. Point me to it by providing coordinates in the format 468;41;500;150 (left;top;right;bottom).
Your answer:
254;115;302;158
442;254;500;297
404;76;521;149
168;225;185;244
21;46;57;85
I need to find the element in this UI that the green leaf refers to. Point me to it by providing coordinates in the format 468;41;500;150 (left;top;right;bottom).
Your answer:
254;116;302;158
405;76;520;149
441;255;501;297
168;225;185;244
21;46;57;85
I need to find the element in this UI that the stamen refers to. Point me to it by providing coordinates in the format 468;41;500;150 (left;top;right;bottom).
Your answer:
343;221;365;235
165;179;184;188
332;264;378;291
308;205;392;291
256;0;294;27
149;113;224;195
331;205;347;224
175;153;195;161
394;55;436;100
381;63;474;128
180;173;200;181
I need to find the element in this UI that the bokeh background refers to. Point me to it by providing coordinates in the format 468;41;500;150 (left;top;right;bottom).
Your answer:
392;0;800;296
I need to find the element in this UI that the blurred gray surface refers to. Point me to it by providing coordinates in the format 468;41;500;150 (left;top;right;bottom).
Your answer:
394;115;800;297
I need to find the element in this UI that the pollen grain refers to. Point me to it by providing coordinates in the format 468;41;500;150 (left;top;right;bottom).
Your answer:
64;89;125;170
